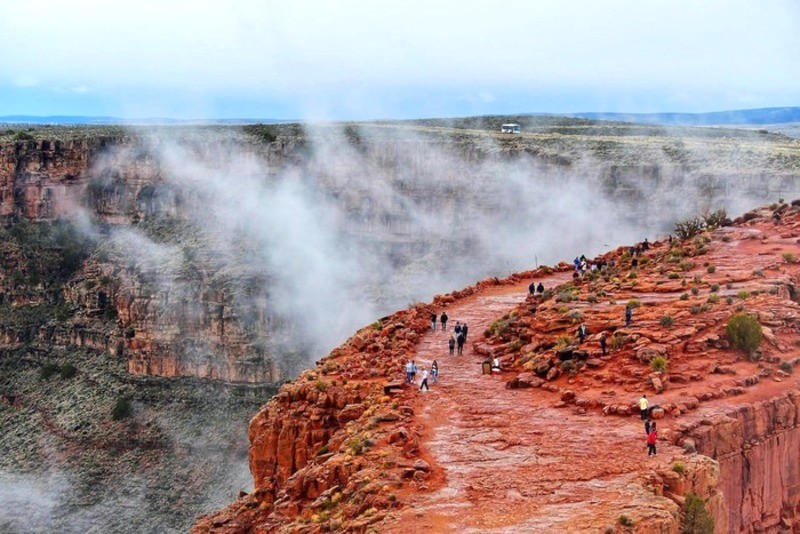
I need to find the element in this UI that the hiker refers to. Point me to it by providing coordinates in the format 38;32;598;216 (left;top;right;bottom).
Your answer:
405;360;414;384
440;311;448;331
412;360;418;381
419;367;430;391
644;419;651;435
647;422;658;456
625;306;633;327
462;323;469;341
573;257;580;271
491;356;501;373
431;360;439;384
600;333;607;355
642;238;649;251
639;395;649;420
448;335;455;356
456;332;465;355
454;322;462;337
577;324;587;344
631;257;638;268
430;313;437;331
537;282;544;295
529;282;536;295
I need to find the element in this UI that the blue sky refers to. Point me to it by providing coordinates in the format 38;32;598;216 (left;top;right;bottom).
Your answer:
0;0;798;120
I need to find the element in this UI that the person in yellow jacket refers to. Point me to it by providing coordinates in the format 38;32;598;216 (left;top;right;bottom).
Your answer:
639;395;649;420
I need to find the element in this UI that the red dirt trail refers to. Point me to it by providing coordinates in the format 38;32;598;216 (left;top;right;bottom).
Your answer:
380;273;678;533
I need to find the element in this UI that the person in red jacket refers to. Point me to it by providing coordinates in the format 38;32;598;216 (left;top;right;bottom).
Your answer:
647;422;658;456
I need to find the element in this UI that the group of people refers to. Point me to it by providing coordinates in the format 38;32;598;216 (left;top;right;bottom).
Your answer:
405;359;439;391
640;394;658;456
430;311;469;356
527;281;545;296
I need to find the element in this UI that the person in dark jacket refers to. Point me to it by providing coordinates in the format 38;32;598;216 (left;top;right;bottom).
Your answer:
577;324;587;344
600;333;607;355
529;282;536;294
430;313;437;331
456;332;465;355
537;282;544;295
440;311;448;331
462;323;469;341
448;335;455;356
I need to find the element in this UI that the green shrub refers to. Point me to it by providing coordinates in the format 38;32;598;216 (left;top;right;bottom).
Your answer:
554;335;573;351
691;286;699;295
726;313;762;356
674;216;705;240
672;461;686;475
112;397;133;421
13;131;35;141
561;360;576;373
668;272;680;280
680;293;689;301
710;284;719;292
627;299;641;309
659;315;674;328
706;265;716;273
681;493;714;534
679;260;695;271
690;304;702;314
59;363;77;379
651;356;668;373
783;252;796;264
737;290;750;300
726;297;734;305
618;514;634;527
752;269;765;277
39;363;60;380
706;294;720;304
315;379;328;392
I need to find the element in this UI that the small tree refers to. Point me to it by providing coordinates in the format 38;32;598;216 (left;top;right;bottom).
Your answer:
112;397;133;421
681;493;714;533
726;313;762;357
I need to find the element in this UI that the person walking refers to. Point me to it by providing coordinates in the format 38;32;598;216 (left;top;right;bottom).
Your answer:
625;306;633;327
431;360;439;384
647;422;658;456
412;361;418;382
448;335;455;356
430;313;437;331
644;419;651;435
529;282;536;295
537;282;544;295
456;332;465;355
454;322;462;337
600;333;607;355
419;367;430;391
462;323;469;341
440;312;448;331
639;395;649;420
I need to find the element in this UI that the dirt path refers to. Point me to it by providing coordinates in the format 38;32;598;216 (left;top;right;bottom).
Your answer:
380;274;676;533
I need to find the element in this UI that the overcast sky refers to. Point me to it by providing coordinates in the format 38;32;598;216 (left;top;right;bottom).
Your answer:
0;0;798;120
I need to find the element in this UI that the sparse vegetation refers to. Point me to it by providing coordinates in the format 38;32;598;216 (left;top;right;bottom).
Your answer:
650;356;668;373
39;363;61;380
112;397;133;421
681;493;714;534
783;252;796;264
706;294;719;304
672;461;686;475
659;315;674;328
618;514;634;527
779;361;793;374
710;283;719;292
726;313;762;356
706;265;716;273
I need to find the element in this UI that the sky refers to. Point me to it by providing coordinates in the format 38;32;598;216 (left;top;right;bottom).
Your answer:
0;0;798;120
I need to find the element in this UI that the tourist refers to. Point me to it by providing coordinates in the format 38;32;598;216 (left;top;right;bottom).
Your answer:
529;281;536;295
440;311;448;331
647;422;658;456
431;360;439;384
456;332;465;355
462;323;469;341
577;324;587;344
537;282;544;295
644;419;651;435
430;313;437;331
625;306;633;327
639;395;649;420
405;360;414;384
600;333;607;355
412;360;418;382
419;367;430;391
491;356;501;374
448;335;455;356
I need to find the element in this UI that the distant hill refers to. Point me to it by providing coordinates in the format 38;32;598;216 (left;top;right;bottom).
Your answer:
0;115;286;125
568;107;800;126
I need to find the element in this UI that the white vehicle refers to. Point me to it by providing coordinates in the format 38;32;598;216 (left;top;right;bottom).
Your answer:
500;123;521;134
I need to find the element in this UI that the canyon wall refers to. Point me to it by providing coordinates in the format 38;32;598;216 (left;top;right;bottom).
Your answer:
678;392;800;532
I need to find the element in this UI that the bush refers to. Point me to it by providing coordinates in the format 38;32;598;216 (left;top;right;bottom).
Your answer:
726;313;762;356
681;493;714;533
59;363;77;379
627;299;641;309
672;461;686;475
679;260;695;271
680;293;690;301
710;284;719;292
707;294;720;304
691;286;699;295
13;131;35;141
112;397;133;421
618;514;634;527
659;315;674;328
783;252;796;264
561;360;576;373
690;304;702;314
39;363;60;380
651;356;668;373
668;272;680;280
779;361;793;374
706;265;716;273
737;290;750;300
674;216;705;240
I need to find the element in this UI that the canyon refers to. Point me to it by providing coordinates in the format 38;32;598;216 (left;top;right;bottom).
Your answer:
1;118;800;532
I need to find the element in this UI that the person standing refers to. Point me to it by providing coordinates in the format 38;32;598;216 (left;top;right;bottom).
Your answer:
647;422;658;456
537;282;544;295
454;322;462;337
644;419;651;435
577;324;587;344
405;360;414;384
440;312;448;331
430;313;437;331
462;323;469;341
625;306;633;327
412;360;418;382
529;282;536;295
456;332;465;355
431;360;439;384
419;367;430;391
600;333;607;355
639;395;649;420
448;335;455;356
